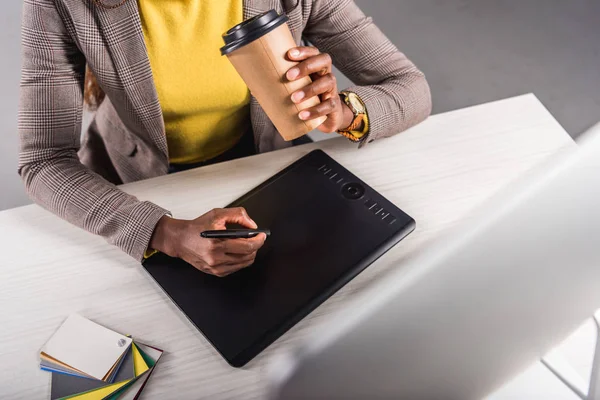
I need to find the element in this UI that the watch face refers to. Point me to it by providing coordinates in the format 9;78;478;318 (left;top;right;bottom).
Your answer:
348;93;366;113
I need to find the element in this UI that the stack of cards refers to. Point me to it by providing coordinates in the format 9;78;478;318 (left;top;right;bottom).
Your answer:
40;314;163;400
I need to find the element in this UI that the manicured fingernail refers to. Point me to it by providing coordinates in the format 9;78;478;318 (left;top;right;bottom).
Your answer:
287;68;299;80
292;91;305;103
299;111;310;120
289;49;300;57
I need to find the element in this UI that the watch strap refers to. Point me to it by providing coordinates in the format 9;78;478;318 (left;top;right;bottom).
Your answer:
338;92;368;142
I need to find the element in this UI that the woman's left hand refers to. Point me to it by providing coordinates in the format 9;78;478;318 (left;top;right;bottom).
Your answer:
286;46;354;133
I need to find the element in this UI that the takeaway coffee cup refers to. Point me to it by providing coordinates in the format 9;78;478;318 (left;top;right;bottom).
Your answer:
221;10;327;141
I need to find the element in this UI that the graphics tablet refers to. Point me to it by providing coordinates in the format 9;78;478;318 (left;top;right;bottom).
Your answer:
143;150;415;367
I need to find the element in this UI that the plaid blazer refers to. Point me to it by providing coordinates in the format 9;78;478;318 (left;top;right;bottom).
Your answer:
19;0;431;261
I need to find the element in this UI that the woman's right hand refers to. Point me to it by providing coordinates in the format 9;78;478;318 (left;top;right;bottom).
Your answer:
149;208;267;277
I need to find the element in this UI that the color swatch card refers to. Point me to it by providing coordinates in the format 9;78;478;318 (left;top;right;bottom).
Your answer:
41;345;129;382
41;314;132;381
40;315;163;400
49;345;135;399
103;343;164;400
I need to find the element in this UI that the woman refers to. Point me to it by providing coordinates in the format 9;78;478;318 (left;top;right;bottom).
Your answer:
19;0;431;276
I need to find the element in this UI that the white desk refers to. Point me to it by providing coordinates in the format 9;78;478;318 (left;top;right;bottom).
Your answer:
0;94;583;399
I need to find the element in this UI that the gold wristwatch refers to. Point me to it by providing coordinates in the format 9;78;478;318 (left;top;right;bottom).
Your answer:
338;91;368;142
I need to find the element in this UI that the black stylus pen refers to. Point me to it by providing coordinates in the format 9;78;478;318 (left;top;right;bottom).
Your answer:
200;229;271;239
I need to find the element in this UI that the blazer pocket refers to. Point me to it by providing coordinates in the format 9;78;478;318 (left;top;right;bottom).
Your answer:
94;104;139;158
106;126;138;158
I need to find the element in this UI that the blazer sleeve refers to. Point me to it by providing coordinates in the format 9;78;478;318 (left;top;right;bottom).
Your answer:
303;0;432;143
18;0;168;261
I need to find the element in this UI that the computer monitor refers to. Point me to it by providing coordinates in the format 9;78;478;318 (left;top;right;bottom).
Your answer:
269;124;600;400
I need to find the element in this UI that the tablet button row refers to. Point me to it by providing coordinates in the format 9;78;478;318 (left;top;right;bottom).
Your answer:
319;164;345;185
364;198;396;225
382;214;397;225
372;206;383;215
364;198;377;210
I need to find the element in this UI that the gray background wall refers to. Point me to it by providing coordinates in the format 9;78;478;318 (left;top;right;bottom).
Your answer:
1;1;599;211
1;4;29;210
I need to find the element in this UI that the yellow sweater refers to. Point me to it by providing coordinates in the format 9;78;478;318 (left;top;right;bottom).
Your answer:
138;0;250;164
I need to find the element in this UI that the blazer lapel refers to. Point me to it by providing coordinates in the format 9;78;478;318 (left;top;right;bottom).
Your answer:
243;0;281;20
243;0;303;46
94;0;168;159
